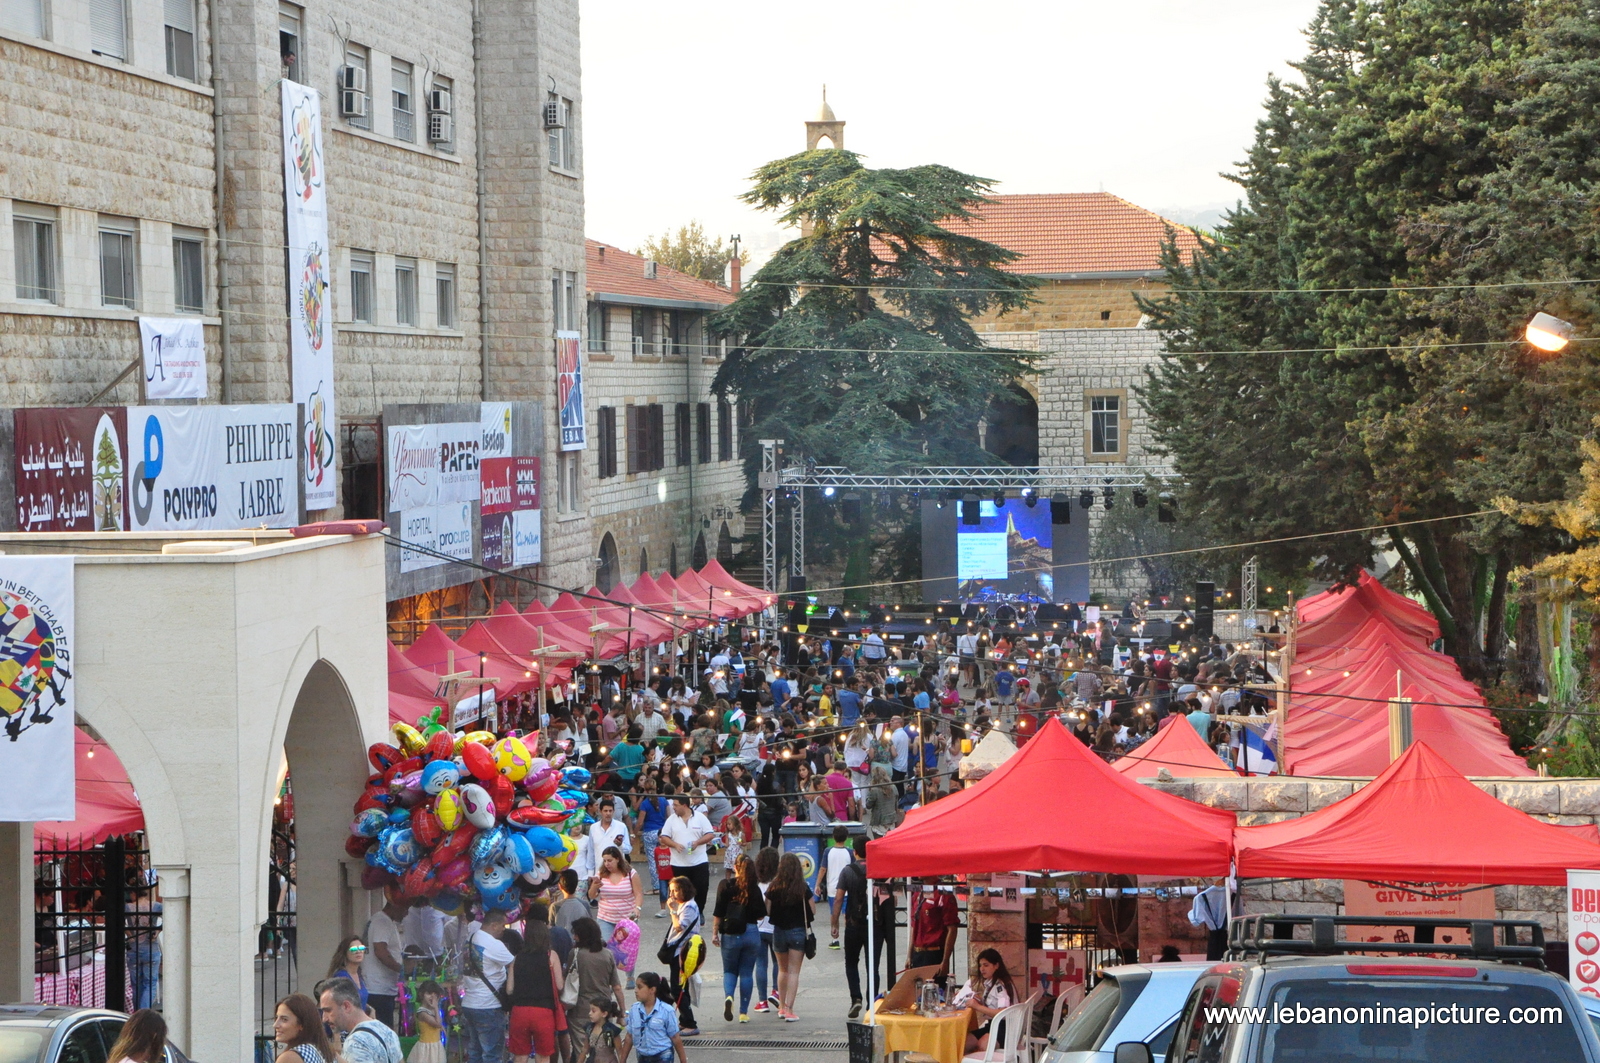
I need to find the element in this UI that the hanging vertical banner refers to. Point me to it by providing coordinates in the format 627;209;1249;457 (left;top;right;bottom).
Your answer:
281;79;338;511
556;330;585;451
480;402;513;459
1570;870;1600;997
139;317;208;400
14;409;128;532
0;556;75;821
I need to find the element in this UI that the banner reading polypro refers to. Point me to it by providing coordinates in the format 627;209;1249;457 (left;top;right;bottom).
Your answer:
556;330;584;450
126;405;298;530
0;556;75;821
282;79;338;511
1569;870;1600;997
14;409;127;532
139;317;207;399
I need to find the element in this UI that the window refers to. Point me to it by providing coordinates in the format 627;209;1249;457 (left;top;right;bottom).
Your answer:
435;264;456;329
395;258;417;326
597;406;617;478
587;303;605;352
626;405;664;473
349;251;374;322
1;0;45;38
546;94;575;171
631;307;646;355
551;269;577;331
556;451;581;514
716;399;733;461
172;233;204;314
648;403;664;471
90;0;126;58
674;403;690;467
429;75;454;151
55;1022;108;1063
98;220;136;309
391;59;414;142
164;0;196;79
279;3;302;81
1088;393;1123;457
696;402;711;464
12;205;57;302
343;46;371;129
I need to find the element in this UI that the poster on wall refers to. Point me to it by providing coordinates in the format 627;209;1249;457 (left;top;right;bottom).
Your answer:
281;79;338;511
480;457;540;570
1569;870;1600;997
14;409;128;532
480;402;512;459
0;556;75;821
434;422;481;504
556;330;585;451
139;317;207;400
387;424;438;512
125;405;299;530
1343;879;1494;950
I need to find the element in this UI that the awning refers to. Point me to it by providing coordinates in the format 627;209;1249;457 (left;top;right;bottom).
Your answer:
588;583;675;648
866;719;1235;878
672;567;746;621
1235;741;1600;885
34;729;144;848
544;593;632;658
1112;716;1237;778
696;560;774;614
388;642;447;726
522;599;611;658
403;625;521;700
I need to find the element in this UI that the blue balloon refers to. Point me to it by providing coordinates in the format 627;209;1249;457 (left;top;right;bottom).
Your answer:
561;766;592;787
499;832;537;875
474;861;513;892
421;760;461;795
470;824;510;870
352;808;389;838
375;827;419;874
387;808;412;826
521;825;565;857
557;789;588;805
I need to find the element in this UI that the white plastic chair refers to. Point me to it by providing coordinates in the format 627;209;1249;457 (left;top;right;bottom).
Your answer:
962;998;1034;1063
1030;982;1084;1057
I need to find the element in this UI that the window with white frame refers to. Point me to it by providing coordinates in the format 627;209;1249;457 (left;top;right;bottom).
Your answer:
436;263;456;329
428;74;454;152
90;0;126;58
99;218;137;309
557;450;581;514
550;269;577;331
546;94;575;171
279;3;302;82
12;204;58;303
172;232;204;314
587;303;605;351
164;0;197;79
391;59;414;142
1089;393;1122;457
395;257;418;326
350;251;374;322
1;0;45;38
343;45;371;129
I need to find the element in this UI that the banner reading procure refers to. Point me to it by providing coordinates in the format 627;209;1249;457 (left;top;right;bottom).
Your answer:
282;79;338;511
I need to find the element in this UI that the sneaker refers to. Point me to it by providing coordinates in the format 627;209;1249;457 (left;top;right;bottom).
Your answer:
782;1008;799;1022
848;1001;863;1020
725;996;735;1022
739;1014;750;1023
680;1028;700;1037
655;909;668;919
828;941;841;950
753;1002;770;1014
768;992;781;1007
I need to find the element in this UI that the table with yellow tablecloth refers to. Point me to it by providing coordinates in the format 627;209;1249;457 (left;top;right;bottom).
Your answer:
869;1003;973;1063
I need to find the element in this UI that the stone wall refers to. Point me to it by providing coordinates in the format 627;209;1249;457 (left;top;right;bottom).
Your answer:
969;276;1166;333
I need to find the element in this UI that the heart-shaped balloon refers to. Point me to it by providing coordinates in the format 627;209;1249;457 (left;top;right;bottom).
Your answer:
485;774;515;817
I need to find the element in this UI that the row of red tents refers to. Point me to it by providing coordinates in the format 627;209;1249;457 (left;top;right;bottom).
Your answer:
1283;572;1532;777
390;561;774;724
868;719;1600;885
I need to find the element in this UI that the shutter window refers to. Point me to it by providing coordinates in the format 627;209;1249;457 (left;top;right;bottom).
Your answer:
0;0;44;38
90;0;126;58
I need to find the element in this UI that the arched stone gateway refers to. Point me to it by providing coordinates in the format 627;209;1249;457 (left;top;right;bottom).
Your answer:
0;531;387;1063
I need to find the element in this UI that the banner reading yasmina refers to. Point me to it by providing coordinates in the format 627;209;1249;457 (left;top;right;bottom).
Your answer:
0;556;75;821
281;79;338;511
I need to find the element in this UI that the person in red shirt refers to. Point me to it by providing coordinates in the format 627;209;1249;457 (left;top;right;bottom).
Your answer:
906;877;959;979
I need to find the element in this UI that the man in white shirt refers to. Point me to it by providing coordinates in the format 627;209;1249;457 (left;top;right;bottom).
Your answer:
659;794;716;909
862;631;887;662
578;799;632;883
956;630;979;659
400;901;446;967
460;909;514;1063
888;715;911;791
361;896;407;1029
636;700;668;745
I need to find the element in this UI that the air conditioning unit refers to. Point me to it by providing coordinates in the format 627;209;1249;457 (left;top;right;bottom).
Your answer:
428;87;451;114
339;65;367;117
542;99;563;128
427;111;453;143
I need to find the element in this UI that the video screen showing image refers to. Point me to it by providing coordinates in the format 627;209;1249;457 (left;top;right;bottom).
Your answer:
956;501;1053;601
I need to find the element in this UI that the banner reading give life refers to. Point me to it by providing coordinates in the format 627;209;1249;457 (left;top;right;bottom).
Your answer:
282;79;338;511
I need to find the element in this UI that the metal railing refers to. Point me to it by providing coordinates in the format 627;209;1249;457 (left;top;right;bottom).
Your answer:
35;834;161;1013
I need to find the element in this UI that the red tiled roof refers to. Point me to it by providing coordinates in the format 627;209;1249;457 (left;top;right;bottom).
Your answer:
586;239;735;307
939;193;1200;276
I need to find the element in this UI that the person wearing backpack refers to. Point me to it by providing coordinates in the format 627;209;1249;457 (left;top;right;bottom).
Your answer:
830;838;871;1020
711;854;767;1023
320;978;403;1063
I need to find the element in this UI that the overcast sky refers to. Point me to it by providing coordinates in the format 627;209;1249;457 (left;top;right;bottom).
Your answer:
580;0;1324;262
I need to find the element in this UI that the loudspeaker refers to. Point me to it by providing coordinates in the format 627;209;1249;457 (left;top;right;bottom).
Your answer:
1050;496;1071;524
1194;580;1216;639
960;499;980;526
787;575;807;592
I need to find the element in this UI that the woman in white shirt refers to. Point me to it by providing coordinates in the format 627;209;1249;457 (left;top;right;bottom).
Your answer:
957;948;1018;1055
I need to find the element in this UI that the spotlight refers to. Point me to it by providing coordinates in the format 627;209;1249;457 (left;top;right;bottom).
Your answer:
1132;489;1148;508
1078;489;1094;510
1023;489;1038;508
935;498;946;509
1158;494;1176;523
823;486;835;498
1103;486;1115;509
993;492;1006;508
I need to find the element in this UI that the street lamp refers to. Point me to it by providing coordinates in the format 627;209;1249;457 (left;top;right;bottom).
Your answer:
1526;312;1575;353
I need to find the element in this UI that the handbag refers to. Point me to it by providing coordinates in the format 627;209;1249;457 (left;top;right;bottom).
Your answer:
803;894;817;960
560;951;580;1007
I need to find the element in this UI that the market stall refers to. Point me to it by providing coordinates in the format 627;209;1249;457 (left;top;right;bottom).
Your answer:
1111;716;1236;779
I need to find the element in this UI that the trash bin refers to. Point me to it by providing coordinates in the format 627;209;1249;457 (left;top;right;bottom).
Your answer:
781;821;868;891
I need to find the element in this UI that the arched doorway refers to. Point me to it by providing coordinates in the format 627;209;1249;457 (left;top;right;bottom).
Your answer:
983;382;1039;466
717;522;733;566
638;547;649;579
691;531;707;570
597;533;619;592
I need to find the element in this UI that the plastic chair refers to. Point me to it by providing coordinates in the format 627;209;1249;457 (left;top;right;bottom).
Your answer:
1030;982;1084;1056
962;999;1033;1063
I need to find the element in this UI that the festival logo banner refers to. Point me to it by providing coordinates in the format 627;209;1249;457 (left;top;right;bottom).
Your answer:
281;79;338;511
0;556;75;821
556;330;585;450
126;405;299;530
14;409;128;532
139;317;208;400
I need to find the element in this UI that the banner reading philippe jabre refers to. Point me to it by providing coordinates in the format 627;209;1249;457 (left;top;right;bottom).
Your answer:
0;556;75;822
282;79;338;511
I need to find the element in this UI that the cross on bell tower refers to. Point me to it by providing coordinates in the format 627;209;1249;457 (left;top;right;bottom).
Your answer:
805;85;845;150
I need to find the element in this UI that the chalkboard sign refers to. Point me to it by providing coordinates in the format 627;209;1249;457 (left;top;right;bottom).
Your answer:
848;1019;882;1063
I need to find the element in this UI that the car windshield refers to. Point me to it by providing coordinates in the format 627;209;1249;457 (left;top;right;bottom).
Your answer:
0;1030;46;1063
1257;979;1586;1062
1053;976;1134;1053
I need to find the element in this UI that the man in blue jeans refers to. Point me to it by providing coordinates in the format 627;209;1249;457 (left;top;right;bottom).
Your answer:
460;909;514;1063
620;972;690;1063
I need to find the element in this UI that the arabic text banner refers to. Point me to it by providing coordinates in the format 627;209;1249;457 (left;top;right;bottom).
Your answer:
14;409;128;532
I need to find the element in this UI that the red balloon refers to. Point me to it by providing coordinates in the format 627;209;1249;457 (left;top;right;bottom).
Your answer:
368;743;403;772
524;773;560;802
435;827;478;864
462;742;497;782
345;834;375;859
401;857;437;899
423;731;455;764
508;805;569;827
486;774;515;817
412;807;444;848
354;792;387;815
361;865;395;891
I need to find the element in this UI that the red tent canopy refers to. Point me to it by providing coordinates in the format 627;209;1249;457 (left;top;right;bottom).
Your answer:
1234;741;1600;885
35;729;144;848
1112;717;1237;778
866;720;1235;878
403;625;521;700
522;599;610;658
593;583;676;647
389;643;446;726
644;573;716;629
673;567;745;621
696;560;773;614
630;573;703;632
487;603;576;687
456;622;542;697
545;592;632;658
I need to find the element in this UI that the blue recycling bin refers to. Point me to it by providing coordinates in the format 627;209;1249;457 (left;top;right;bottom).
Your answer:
780;821;867;891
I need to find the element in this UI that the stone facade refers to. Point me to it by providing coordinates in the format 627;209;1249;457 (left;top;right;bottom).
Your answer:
971;276;1167;334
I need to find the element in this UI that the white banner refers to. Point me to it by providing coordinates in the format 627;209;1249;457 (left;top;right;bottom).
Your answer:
1570;870;1600;997
127;405;298;530
513;508;541;566
435;500;474;563
480;402;512;459
387;424;438;512
139;317;207;400
398;502;474;572
435;421;481;504
282;80;338;511
0;557;75;821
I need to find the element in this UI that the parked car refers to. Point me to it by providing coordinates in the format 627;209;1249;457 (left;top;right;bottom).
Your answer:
0;1005;193;1063
1111;915;1600;1063
1039;962;1210;1063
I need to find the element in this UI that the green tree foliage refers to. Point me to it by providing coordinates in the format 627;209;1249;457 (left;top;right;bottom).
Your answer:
636;221;738;283
1140;0;1600;680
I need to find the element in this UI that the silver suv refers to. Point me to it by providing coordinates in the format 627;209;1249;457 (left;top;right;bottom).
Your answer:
1110;915;1600;1063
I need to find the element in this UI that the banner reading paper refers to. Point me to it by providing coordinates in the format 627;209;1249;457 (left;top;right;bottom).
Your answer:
1570;870;1600;997
0;556;75;821
281;79;337;511
556;330;585;450
126;405;298;530
435;422;481;504
139;317;207;399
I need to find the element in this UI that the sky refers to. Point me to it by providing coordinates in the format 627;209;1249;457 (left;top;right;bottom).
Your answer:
580;0;1325;267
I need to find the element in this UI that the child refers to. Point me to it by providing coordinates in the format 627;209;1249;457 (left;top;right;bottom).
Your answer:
583;999;623;1063
607;917;640;988
408;981;445;1063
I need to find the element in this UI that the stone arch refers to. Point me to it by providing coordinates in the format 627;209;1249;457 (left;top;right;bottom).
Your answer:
716;522;733;566
983;382;1039;466
71;691;187;871
597;533;620;592
691;531;708;570
638;547;649;579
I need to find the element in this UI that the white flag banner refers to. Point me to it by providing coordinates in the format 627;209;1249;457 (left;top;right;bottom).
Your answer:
0;556;75;822
480;402;513;459
127;405;299;530
282;79;338;511
139;317;207;400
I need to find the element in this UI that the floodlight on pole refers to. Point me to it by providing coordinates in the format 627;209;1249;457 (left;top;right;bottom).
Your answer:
1526;312;1574;353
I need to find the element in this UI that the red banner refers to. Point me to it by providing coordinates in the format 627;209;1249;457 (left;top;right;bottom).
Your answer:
480;457;540;515
14;409;128;531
